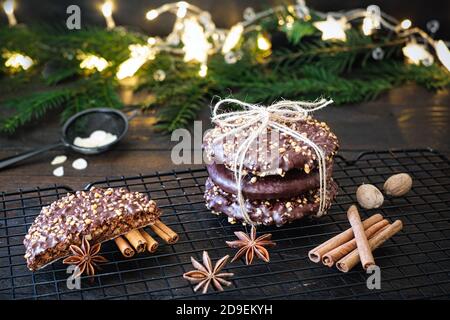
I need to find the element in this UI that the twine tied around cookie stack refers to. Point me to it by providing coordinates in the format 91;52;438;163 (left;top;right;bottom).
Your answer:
211;98;334;225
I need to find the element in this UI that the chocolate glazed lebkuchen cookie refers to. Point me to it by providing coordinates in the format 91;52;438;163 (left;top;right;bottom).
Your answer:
24;187;161;271
205;177;338;226
207;162;334;200
203;100;340;227
204;117;339;175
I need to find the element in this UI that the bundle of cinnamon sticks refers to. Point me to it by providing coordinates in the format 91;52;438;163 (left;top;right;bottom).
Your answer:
114;220;179;258
309;205;403;272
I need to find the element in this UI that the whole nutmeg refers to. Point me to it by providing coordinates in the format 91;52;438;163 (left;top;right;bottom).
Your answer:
356;184;384;209
384;173;413;196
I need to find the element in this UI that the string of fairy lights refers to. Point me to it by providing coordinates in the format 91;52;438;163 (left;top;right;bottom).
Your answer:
1;0;450;79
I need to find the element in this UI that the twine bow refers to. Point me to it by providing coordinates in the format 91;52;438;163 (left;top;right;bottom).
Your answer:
211;98;334;225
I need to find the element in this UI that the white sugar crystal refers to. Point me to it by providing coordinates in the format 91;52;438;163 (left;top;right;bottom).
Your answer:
90;130;107;142
53;166;64;177
73;137;92;148
50;155;67;165
72;158;88;170
73;130;118;149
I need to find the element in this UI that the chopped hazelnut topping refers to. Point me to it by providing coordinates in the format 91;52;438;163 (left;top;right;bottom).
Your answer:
304;164;311;174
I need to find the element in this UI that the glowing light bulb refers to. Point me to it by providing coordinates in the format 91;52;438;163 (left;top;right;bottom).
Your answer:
313;16;348;41
3;0;13;14
402;42;433;66
79;54;109;72
101;1;112;17
362;5;381;36
243;7;255;21
116;44;155;80
2;0;17;26
146;9;159;21
182;18;211;64
153;69;166;82
435;40;450;72
295;0;310;20
176;1;188;18
4;52;33;70
257;33;271;51
401;19;412;30
222;23;243;54
174;20;183;30
198;64;207;77
362;18;373;36
285;15;295;30
101;1;115;29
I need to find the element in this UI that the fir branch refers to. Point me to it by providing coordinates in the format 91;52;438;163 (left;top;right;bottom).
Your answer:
0;88;72;133
272;30;407;73
217;71;394;105
150;68;211;132
0;25;49;60
47;27;147;66
282;20;317;45
43;64;79;85
0;75;123;133
404;64;450;89
0;13;449;135
59;77;122;122
136;54;212;132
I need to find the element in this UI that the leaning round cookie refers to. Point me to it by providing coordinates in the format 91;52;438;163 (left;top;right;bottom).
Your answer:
203;116;339;176
207;162;334;200
204;178;338;227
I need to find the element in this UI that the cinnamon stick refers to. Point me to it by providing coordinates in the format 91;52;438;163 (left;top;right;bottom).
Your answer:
114;236;135;258
336;220;403;272
322;219;389;267
139;229;159;253
150;220;179;244
308;213;383;263
347;205;375;270
124;229;147;253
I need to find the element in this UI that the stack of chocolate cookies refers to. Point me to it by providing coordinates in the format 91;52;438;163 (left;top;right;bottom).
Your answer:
203;116;339;227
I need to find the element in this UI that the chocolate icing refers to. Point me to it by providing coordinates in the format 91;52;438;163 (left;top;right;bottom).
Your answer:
204;178;338;227
23;187;161;271
207;162;334;200
203;116;339;176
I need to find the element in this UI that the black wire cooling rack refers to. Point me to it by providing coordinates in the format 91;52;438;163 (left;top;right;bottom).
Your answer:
1;149;450;300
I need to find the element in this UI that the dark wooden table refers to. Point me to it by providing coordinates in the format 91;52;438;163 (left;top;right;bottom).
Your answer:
0;84;449;192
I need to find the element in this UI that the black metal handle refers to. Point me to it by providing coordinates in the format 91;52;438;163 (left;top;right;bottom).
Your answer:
0;142;64;170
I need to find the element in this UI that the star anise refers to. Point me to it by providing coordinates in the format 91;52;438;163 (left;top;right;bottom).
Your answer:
226;225;276;265
183;251;234;294
63;236;108;278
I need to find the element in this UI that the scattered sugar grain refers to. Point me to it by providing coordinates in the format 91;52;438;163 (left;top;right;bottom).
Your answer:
53;166;64;177
51;155;67;165
72;158;88;170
